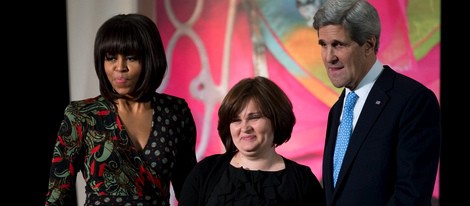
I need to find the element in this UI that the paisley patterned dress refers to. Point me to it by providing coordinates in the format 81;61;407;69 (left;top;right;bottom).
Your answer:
45;93;197;206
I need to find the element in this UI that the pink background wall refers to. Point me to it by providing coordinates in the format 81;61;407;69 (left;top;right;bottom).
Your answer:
155;0;440;203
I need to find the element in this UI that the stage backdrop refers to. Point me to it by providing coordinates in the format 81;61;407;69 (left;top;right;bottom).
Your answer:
66;0;440;205
155;0;440;204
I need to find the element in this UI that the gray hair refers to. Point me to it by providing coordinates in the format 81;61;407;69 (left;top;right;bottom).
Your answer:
312;0;381;53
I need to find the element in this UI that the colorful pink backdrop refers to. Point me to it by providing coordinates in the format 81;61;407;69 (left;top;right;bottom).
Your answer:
155;0;440;203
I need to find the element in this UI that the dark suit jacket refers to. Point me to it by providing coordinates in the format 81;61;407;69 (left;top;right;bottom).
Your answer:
323;66;441;206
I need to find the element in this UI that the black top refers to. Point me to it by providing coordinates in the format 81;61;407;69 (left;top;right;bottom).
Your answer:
179;152;326;206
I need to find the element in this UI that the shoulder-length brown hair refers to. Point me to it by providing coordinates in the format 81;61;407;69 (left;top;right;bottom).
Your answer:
217;76;296;153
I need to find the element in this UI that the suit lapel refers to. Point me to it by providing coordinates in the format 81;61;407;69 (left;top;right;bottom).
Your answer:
324;91;345;194
332;66;396;193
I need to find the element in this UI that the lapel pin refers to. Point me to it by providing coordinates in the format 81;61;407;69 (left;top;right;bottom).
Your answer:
375;100;381;105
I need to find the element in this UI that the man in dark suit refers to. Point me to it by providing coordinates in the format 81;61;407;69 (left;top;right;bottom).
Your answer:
312;0;441;205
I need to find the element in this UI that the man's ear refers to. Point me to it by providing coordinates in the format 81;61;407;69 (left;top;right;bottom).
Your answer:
365;36;376;54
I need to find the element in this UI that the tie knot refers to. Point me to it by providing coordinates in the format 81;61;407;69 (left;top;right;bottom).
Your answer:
344;92;358;110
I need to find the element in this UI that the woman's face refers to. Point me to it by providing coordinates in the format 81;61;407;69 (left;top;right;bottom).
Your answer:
230;99;274;157
104;53;142;96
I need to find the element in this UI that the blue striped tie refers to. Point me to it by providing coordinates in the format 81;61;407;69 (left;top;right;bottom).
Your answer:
333;91;358;187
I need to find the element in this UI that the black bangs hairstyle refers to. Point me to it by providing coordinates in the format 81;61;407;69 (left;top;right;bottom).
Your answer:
94;13;168;102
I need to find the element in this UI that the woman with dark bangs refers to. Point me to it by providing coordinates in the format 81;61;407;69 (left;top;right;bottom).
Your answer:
45;13;197;206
